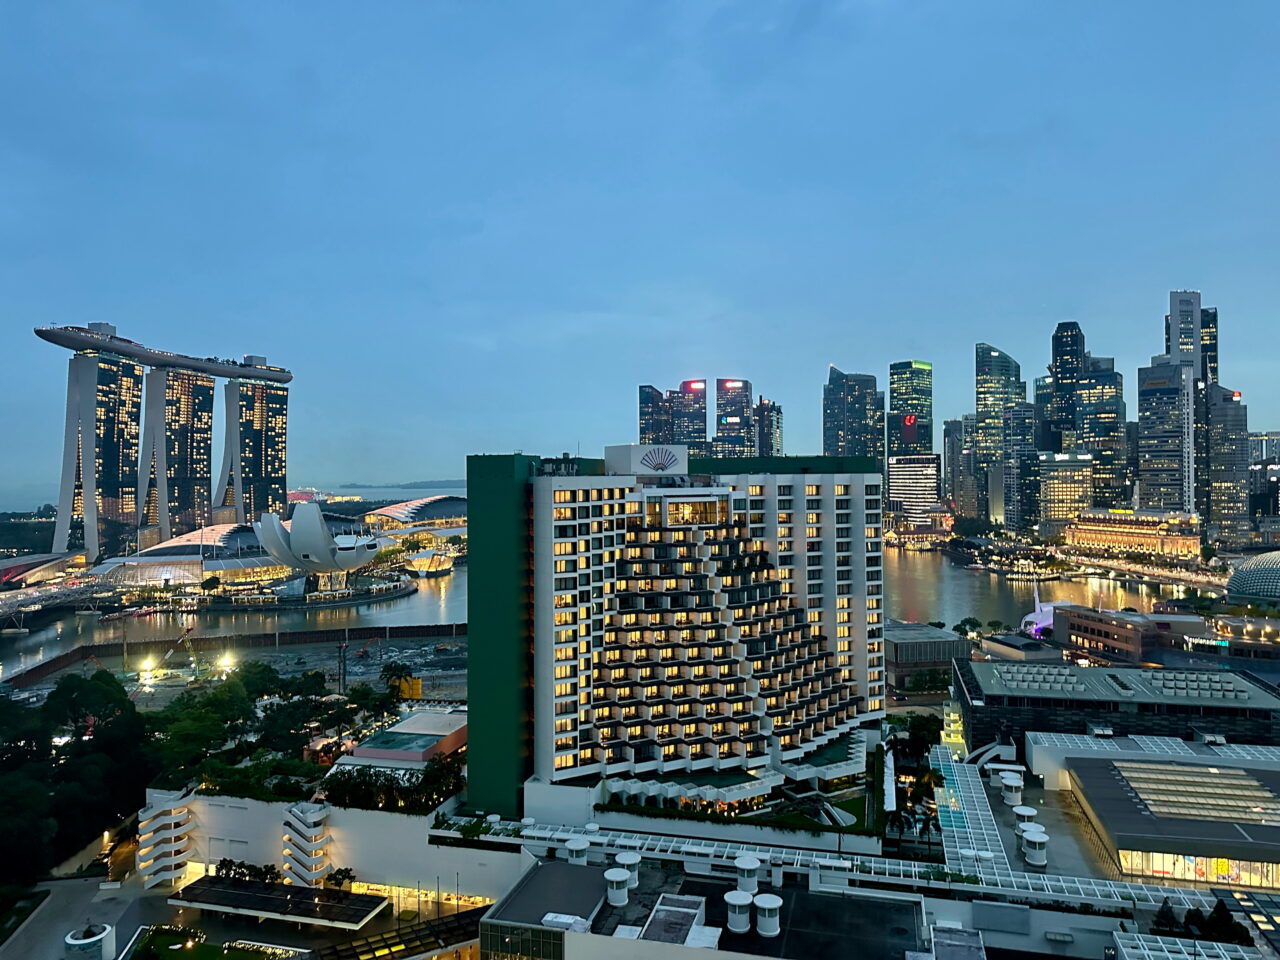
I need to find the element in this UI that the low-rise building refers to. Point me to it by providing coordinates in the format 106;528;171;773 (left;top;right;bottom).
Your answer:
1052;605;1210;664
1063;509;1201;560
952;660;1280;753
978;634;1063;662
884;620;971;690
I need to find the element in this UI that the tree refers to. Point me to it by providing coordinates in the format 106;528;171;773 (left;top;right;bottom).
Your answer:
1152;898;1179;935
884;807;914;843
912;765;946;803
326;867;357;889
200;575;221;592
952;617;983;638
917;812;941;847
233;661;284;700
380;661;414;699
986;619;1004;634
927;621;946;630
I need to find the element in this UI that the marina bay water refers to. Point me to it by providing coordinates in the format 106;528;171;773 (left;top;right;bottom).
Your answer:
0;550;1175;681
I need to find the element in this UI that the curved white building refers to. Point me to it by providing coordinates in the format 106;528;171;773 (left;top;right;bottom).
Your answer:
255;502;390;584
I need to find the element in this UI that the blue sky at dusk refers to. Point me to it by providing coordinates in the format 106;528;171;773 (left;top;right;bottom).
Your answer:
2;1;1278;508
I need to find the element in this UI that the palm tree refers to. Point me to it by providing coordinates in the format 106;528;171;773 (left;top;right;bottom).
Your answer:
885;807;916;846
379;661;414;699
912;766;946;803
917;812;941;847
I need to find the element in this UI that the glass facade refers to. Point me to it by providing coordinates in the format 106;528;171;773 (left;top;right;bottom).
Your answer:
974;344;1026;473
823;367;884;462
888;360;933;457
1119;849;1280;889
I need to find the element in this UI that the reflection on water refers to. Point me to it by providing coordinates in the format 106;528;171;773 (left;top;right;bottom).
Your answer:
0;569;468;680
885;549;1177;628
3;551;1177;680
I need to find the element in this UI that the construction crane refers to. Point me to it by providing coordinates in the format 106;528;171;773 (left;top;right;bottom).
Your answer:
157;627;201;677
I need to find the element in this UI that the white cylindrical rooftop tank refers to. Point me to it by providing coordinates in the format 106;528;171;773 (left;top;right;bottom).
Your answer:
605;868;630;907
616;851;641;889
754;893;783;938
565;837;590;865
725;890;753;934
735;855;761;893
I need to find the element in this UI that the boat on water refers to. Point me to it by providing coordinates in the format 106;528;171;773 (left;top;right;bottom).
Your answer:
99;607;138;623
1004;571;1060;583
964;563;988;571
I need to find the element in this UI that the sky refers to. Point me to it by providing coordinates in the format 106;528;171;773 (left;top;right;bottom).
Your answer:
2;1;1278;509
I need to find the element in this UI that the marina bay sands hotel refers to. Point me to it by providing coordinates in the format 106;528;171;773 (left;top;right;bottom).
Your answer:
35;323;292;561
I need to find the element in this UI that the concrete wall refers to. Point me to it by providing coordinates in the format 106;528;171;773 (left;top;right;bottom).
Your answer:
327;806;528;901
566;931;763;960
192;795;287;868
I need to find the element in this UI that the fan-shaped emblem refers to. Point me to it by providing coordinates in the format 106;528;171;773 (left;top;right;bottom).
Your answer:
640;447;679;472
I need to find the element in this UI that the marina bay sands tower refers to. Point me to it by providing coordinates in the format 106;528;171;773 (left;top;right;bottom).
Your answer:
36;323;292;560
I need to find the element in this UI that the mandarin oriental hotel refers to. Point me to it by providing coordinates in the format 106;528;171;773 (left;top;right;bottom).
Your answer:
466;445;886;821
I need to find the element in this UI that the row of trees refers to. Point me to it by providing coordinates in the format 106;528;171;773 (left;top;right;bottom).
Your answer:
1152;898;1253;946
0;655;413;885
321;755;466;814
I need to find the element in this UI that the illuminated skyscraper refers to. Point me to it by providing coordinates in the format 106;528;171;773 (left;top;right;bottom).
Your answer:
712;378;755;456
1038;453;1094;536
754;395;784;457
1076;356;1127;508
974;344;1026;490
138;368;215;546
637;385;673;445
1138;355;1196;512
214;369;290;525
887;454;941;527
1048;322;1085;439
37;325;292;558
887;360;933;457
671;379;709;456
1206;385;1250;546
823;367;884;462
48;325;143;560
1002;402;1040;532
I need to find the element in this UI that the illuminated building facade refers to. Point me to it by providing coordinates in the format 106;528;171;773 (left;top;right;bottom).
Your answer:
754;395;784;457
137;368;215;547
1063;508;1201;559
51;332;144;559
1205;385;1251;546
974;344;1026;506
38;324;292;559
670;380;709;456
466;446;883;819
887;454;940;528
887;360;933;457
1002;402;1039;533
823;367;884;463
1038;453;1093;536
214;373;290;524
711;378;755;457
1048;321;1085;443
637;385;672;445
1137;355;1196;512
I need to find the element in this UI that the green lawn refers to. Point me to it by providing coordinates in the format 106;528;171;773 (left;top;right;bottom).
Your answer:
834;794;866;825
135;930;275;959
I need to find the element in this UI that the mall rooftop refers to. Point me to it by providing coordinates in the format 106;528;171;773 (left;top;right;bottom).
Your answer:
960;662;1280;710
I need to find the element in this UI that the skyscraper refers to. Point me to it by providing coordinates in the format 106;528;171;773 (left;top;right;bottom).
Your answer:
1002;402;1040;532
37;324;292;559
887;360;933;457
637;385;672;445
754;396;784;457
1206;385;1250;546
51;332;143;559
138;368;215;547
1076;355;1127;508
975;344;1026;470
671;379;709;456
887;454;941;528
1137;356;1196;511
213;370;290;525
1048;321;1086;440
823;367;884;462
1038;453;1094;537
1165;290;1211;378
712;378;755;456
466;446;883;818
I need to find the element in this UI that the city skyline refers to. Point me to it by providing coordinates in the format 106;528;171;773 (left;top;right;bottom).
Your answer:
4;4;1280;509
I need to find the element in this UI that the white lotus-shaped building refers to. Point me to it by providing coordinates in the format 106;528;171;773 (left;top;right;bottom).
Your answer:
254;502;390;575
